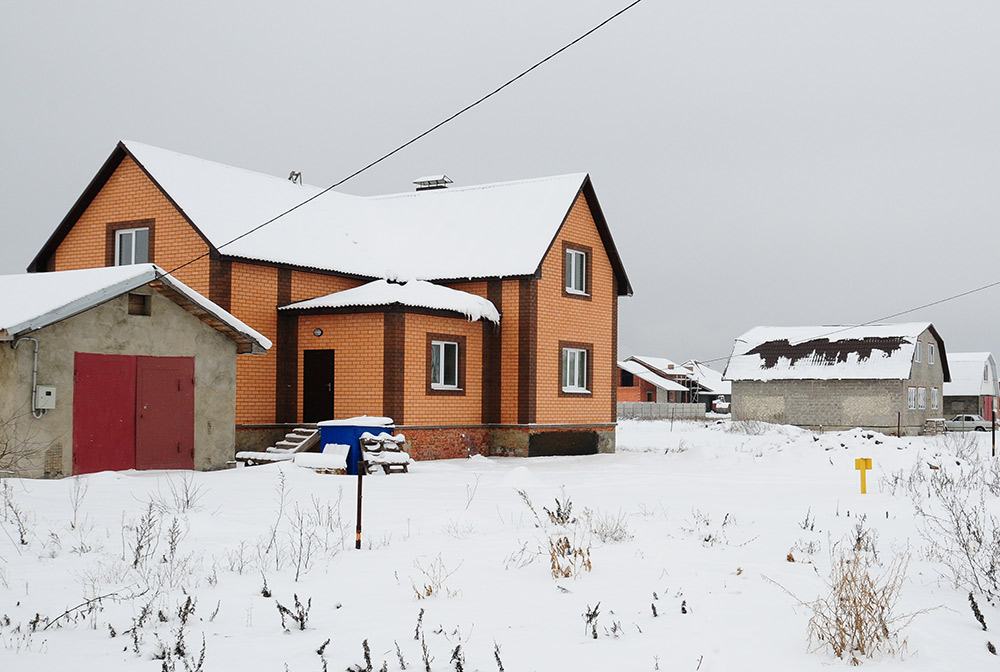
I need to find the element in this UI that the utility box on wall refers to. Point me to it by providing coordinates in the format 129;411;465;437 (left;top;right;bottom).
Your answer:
36;385;57;409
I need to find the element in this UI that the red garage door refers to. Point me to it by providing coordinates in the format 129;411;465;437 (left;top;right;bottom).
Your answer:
136;356;194;470
73;353;194;475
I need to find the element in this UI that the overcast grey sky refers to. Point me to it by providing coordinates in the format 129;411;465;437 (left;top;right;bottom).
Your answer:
3;1;1000;368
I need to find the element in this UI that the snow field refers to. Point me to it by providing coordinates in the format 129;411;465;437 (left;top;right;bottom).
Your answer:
1;420;998;670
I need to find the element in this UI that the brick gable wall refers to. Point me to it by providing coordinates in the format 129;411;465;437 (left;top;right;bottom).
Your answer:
52;156;211;291
534;193;616;423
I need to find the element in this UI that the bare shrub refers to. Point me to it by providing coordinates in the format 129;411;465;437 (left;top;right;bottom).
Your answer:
583;509;633;543
805;545;915;663
727;419;769;436
412;554;462;599
152;473;206;514
0;408;48;476
768;530;925;664
909;464;1000;597
275;594;311;631
549;532;592;579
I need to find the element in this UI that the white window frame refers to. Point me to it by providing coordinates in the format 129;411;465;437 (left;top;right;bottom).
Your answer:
914;340;921;363
565;248;587;295
928;343;935;365
115;227;149;266
562;347;588;393
430;340;459;390
917;387;926;410
907;386;917;410
931;387;939;410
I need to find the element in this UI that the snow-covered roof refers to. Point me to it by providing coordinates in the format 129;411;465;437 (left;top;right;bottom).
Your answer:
618;360;689;392
724;323;937;381
279;279;500;324
943;352;998;397
0;264;270;353
120;141;591;282
682;360;732;395
627;356;686;377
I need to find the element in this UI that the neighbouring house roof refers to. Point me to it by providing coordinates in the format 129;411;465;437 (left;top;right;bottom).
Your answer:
943;352;998;398
723;323;949;382
0;264;270;353
30;141;632;295
627;355;686;377
279;279;500;324
682;360;732;396
618;360;689;393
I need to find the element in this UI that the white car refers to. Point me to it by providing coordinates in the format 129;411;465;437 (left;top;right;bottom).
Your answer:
944;414;993;432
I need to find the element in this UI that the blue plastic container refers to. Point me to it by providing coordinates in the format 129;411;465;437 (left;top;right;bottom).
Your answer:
317;416;394;475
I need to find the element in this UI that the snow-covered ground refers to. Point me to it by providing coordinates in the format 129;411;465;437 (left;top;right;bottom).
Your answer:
2;420;999;670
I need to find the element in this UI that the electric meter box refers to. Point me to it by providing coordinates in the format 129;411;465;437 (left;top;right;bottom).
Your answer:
36;385;57;409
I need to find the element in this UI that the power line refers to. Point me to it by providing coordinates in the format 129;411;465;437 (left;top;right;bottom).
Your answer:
166;0;646;278
696;277;1000;369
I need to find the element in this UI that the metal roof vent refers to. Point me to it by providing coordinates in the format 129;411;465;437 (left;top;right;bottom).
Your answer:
413;174;452;191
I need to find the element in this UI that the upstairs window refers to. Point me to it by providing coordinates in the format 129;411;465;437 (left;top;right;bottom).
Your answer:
430;341;459;389
116;227;149;266
565;248;587;294
562;347;588;393
928;343;935;365
914;340;921;363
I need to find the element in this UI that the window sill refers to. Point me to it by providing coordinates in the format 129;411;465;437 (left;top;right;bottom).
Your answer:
564;288;589;297
431;385;462;392
561;387;590;394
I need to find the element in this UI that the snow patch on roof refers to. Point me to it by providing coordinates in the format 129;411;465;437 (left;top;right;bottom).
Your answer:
280;279;500;324
0;264;270;351
618;360;689;392
943;352;998;398
123;141;586;282
725;323;932;381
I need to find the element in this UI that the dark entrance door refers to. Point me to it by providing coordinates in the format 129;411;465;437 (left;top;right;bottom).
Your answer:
135;356;195;470
303;349;335;422
73;353;137;474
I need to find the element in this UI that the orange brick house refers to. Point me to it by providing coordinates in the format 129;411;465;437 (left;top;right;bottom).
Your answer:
29;141;632;458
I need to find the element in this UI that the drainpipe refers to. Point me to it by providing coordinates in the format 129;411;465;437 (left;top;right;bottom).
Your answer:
11;337;46;419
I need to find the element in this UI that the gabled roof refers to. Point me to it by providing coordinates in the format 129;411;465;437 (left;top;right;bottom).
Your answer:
30;142;632;295
0;264;270;353
682;360;732;395
723;323;950;382
626;355;685;377
943;352;998;397
279;279;500;324
618;360;689;393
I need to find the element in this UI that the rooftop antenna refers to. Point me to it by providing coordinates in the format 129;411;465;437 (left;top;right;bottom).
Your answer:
288;171;302;184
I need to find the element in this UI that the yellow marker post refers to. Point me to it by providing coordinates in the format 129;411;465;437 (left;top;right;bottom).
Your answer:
855;458;873;494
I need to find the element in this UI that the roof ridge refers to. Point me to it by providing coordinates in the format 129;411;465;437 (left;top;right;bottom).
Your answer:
368;172;587;201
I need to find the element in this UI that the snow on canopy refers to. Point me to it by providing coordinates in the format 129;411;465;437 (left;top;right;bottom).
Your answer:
0;264;271;351
279;279;500;324
618;359;688;392
943;352;998;398
724;323;935;381
123;141;588;282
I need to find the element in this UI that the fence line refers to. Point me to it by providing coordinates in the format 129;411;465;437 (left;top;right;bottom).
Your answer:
617;402;705;421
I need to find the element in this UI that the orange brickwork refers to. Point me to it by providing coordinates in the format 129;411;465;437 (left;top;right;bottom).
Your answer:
498;279;521;423
42;150;624;451
534;193;616;424
230;262;279;423
295;313;384;421
52;156;211;291
402;313;483;425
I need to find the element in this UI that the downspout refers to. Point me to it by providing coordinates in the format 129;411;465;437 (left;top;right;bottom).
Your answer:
11;337;46;419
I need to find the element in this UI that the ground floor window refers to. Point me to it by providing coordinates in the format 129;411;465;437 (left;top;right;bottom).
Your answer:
907;386;916;410
426;333;466;395
561;347;588;393
917;387;926;410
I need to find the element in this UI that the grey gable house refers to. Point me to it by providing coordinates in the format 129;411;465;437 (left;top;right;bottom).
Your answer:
0;264;269;478
723;323;949;435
